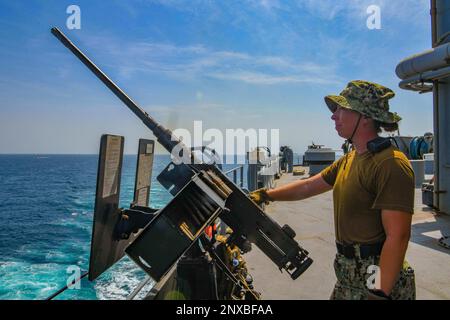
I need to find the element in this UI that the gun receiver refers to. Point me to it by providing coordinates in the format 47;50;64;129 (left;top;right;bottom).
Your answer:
51;27;313;280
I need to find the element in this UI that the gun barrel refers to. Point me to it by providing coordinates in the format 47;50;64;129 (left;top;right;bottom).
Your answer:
51;27;180;152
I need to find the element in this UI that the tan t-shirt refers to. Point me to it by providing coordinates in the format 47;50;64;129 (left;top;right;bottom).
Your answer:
320;146;415;244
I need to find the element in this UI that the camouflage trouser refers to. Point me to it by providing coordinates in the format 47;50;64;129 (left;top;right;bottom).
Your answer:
330;253;416;300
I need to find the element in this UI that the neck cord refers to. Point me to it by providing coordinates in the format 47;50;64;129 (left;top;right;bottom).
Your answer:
343;114;362;170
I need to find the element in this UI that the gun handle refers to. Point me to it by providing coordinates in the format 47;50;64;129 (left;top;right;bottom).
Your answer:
290;257;313;280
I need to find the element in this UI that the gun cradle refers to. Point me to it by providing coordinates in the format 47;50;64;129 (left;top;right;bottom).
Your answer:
205;165;313;280
223;190;313;279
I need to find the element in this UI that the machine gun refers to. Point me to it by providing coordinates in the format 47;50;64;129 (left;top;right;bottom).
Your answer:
51;27;313;298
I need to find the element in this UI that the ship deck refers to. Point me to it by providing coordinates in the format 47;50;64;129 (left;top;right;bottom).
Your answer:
244;170;450;300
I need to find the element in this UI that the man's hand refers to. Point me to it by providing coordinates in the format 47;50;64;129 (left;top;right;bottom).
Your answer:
367;289;391;300
249;188;273;205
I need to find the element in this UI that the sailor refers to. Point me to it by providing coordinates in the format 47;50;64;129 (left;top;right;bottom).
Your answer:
250;80;416;300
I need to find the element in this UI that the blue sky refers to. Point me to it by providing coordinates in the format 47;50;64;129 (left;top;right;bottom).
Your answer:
0;0;433;154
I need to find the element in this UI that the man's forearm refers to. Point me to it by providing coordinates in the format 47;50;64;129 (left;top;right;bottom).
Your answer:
266;180;311;201
266;174;332;202
378;236;410;295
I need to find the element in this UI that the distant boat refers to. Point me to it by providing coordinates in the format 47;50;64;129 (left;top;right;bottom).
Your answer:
302;143;335;176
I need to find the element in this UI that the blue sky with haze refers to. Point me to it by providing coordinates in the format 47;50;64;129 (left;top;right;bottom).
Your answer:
0;0;433;154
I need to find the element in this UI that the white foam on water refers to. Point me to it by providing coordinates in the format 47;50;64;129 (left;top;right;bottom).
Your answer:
0;259;69;299
0;261;20;269
94;259;148;300
51;217;91;232
133;278;156;300
45;251;65;260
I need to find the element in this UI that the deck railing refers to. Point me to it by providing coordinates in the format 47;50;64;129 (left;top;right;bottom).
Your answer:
223;165;245;189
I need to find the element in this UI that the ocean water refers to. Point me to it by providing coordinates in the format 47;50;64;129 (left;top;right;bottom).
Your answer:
0;154;248;300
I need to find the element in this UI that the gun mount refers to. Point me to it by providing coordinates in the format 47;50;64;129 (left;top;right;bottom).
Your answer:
51;27;313;298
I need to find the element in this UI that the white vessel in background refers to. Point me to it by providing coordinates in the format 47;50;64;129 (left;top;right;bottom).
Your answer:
302;143;335;176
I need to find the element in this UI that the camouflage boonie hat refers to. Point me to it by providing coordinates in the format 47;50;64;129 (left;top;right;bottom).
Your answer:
324;80;401;124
